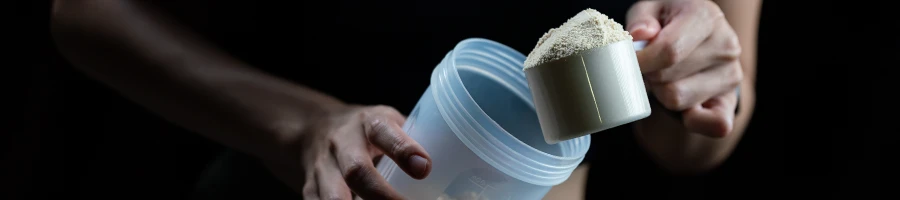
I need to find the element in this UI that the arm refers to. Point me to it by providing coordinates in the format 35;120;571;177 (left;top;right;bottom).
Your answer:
632;0;760;174
52;2;433;198
50;0;341;159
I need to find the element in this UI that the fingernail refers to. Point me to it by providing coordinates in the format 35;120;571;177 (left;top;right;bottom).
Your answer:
628;23;647;33
409;155;429;178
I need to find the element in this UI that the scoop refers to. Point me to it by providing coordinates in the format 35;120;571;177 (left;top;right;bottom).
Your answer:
525;40;652;144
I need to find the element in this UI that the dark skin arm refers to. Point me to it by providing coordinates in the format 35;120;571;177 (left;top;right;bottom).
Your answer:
51;1;430;199
51;0;335;160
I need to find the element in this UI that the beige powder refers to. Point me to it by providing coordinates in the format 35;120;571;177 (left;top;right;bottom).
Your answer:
523;9;632;69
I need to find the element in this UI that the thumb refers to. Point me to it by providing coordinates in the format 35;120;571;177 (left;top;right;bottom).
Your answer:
626;1;663;41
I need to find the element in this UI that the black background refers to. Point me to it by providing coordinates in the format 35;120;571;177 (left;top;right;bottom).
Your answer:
8;0;885;199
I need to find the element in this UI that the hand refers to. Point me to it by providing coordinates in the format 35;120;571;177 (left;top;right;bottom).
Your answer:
627;0;743;137
262;105;432;200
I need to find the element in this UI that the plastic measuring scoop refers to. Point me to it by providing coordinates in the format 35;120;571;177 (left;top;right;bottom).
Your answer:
524;40;653;144
526;39;742;144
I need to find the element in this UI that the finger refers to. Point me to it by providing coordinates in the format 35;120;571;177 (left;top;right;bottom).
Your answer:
636;1;723;73
333;140;405;200
646;21;742;83
364;105;428;178
682;91;738;137
625;0;663;40
363;106;399;157
651;62;742;111
316;156;353;200
302;168;320;200
331;115;405;200
364;116;432;180
370;105;408;125
643;48;711;83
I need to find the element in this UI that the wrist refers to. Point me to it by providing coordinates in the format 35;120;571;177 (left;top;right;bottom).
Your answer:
264;87;348;149
206;73;348;160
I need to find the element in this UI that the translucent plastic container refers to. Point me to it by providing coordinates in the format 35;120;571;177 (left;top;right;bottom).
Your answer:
375;38;591;200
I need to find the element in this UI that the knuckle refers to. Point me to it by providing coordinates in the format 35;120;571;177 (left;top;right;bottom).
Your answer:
659;82;687;110
703;1;725;17
389;137;410;157
357;109;369;120
342;161;371;183
368;118;388;135
661;40;684;67
302;183;318;197
661;51;680;68
363;117;385;137
710;119;731;138
721;36;742;61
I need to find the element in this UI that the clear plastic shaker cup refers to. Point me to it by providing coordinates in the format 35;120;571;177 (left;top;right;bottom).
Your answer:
375;38;591;200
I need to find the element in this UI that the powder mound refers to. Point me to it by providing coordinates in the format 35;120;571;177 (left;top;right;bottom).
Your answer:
523;8;632;69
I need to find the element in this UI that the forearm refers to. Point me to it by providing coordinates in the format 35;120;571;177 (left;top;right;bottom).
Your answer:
50;0;342;158
633;0;760;174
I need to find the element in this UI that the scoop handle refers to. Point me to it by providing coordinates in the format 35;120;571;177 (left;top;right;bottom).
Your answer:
632;40;648;51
